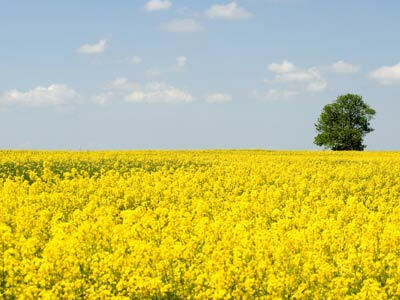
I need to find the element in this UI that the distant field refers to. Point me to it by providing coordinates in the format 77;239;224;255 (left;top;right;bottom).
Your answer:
1;150;400;299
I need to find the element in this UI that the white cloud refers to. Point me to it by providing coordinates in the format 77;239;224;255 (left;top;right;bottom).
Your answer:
306;80;327;92
116;56;143;65
94;79;194;104
145;57;187;77
93;92;115;105
160;18;203;33
128;56;143;64
176;56;187;68
277;70;316;82
94;78;141;104
110;77;129;88
268;60;296;74
126;82;194;104
330;60;360;73
370;63;400;85
260;89;298;101
267;61;327;92
145;0;172;11
146;68;162;78
206;93;232;103
206;2;252;20
278;68;327;91
1;84;78;106
108;77;140;91
77;39;107;54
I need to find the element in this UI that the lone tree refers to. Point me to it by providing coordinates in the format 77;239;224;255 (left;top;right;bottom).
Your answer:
314;94;376;151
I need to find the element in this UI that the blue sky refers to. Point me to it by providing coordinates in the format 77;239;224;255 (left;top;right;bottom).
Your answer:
1;0;399;149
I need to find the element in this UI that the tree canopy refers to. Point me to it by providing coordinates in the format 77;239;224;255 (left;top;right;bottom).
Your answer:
314;94;376;151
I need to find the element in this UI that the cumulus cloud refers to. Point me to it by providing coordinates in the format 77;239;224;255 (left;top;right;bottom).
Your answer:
145;0;172;11
93;92;115;105
110;77;129;88
206;93;232;103
259;89;298;101
330;60;360;73
306;80;327;92
94;79;194;104
0;84;79;107
267;60;327;92
108;77;140;91
268;60;296;74
370;63;400;85
126;82;194;104
175;56;187;69
94;78;140;104
96;78;230;105
77;39;107;54
160;18;203;32
206;2;252;20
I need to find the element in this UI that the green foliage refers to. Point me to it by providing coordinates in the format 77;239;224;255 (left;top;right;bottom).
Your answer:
314;94;376;151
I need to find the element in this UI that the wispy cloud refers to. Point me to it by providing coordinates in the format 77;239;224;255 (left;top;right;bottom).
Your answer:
160;19;203;33
256;89;298;101
146;56;188;77
77;39;107;54
145;0;172;11
268;60;296;74
206;93;232;103
175;56;187;69
206;2;252;20
94;78;194;104
108;77;140;91
126;82;194;104
330;60;360;73
128;56;143;64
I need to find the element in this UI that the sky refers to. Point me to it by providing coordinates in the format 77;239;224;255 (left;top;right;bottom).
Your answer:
0;0;399;150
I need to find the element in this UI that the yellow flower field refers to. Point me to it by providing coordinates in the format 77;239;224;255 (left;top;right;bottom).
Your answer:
1;150;400;299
